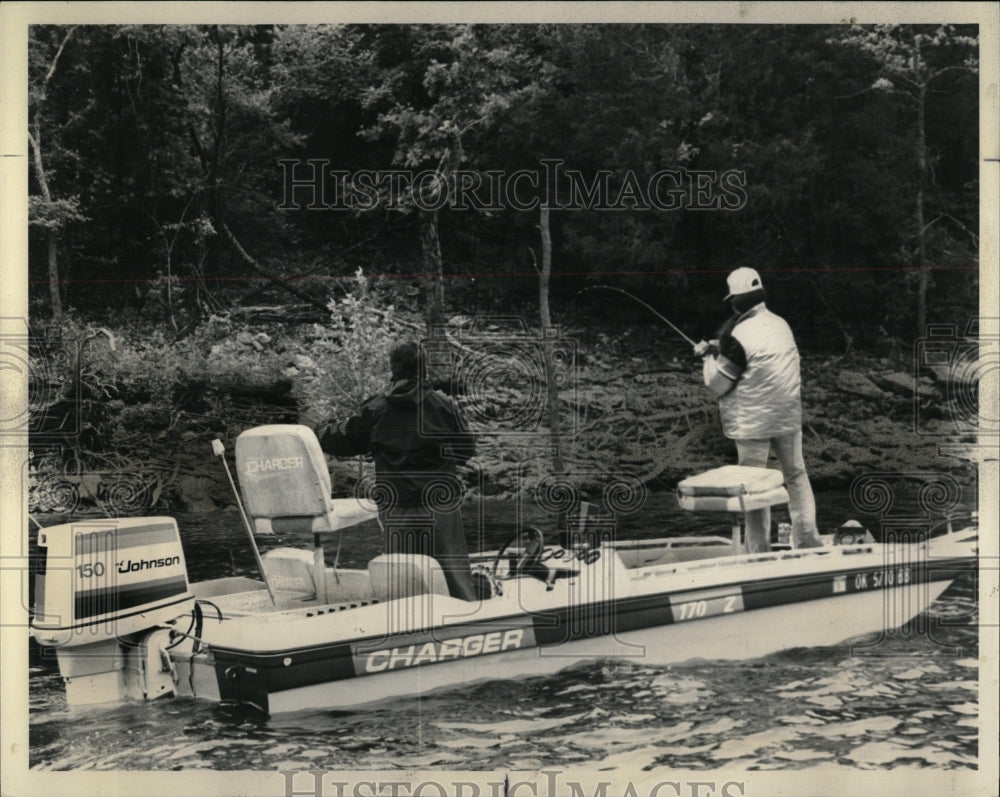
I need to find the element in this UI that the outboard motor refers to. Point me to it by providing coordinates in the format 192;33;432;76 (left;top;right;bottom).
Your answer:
31;517;194;706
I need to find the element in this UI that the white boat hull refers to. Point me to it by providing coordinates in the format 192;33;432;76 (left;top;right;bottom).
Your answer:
168;534;974;714
254;575;955;714
32;514;976;715
29;428;978;715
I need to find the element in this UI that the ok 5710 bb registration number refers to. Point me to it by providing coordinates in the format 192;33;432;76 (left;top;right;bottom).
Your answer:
834;566;914;594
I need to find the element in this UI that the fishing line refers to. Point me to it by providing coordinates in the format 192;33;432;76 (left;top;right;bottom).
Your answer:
582;285;698;347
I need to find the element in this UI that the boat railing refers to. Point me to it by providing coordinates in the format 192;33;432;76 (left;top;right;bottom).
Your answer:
635;541;881;578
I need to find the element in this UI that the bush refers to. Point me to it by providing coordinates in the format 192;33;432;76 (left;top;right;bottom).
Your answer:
290;269;416;426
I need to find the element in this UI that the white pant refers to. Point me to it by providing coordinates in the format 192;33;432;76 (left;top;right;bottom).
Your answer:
734;431;824;553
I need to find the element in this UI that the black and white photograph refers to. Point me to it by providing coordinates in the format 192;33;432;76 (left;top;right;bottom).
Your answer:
1;3;997;796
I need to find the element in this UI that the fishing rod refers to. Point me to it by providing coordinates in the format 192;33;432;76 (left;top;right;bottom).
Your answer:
212;438;277;607
583;285;698;348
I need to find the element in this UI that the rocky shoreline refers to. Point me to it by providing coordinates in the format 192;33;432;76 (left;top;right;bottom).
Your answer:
27;328;977;515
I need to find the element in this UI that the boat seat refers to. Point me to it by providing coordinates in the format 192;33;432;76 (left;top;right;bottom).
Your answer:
235;424;379;603
368;554;450;602
677;465;789;551
235;424;378;537
677;465;788;511
261;547;317;600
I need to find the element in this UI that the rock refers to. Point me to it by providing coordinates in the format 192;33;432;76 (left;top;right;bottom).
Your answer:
176;474;225;512
870;370;936;398
835;371;892;400
184;496;220;512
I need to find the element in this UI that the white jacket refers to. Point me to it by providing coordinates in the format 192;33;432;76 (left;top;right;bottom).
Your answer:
712;305;802;439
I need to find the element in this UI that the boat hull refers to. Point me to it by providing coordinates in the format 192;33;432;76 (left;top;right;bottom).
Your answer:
174;544;973;714
236;577;958;714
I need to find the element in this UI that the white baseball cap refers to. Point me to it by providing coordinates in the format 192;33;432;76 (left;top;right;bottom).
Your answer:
723;267;764;300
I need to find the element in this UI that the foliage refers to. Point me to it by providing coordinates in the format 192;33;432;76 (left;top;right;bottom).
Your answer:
828;24;978;335
28;196;88;230
359;25;552;174
26;22;978;345
28;313;300;512
27;304;970;513
23;21;982;510
290;270;415;426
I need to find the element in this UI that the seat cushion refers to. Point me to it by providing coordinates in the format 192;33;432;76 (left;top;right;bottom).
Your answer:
677;485;789;513
261;547;317;597
368;554;450;602
236;425;332;518
677;465;784;497
235;425;379;535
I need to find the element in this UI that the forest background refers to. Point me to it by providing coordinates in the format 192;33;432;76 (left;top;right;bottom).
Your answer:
25;23;981;515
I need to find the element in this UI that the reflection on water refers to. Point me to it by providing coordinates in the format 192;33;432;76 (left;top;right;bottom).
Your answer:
28;493;979;771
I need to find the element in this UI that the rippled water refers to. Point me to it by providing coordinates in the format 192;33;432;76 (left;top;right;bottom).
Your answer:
28;493;980;771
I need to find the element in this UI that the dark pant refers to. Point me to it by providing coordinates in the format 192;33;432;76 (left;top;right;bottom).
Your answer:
380;505;477;601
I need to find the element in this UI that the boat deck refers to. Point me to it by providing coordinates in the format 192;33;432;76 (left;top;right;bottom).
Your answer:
195;584;383;617
191;538;876;619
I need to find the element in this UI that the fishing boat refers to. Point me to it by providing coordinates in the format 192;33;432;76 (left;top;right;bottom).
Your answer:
30;425;977;715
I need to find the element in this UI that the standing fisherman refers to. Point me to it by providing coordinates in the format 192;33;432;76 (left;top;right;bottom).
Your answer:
694;268;824;552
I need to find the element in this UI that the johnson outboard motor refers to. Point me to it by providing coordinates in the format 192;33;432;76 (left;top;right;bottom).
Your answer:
31;517;195;706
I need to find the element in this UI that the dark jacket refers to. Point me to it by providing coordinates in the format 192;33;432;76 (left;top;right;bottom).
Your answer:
320;379;475;507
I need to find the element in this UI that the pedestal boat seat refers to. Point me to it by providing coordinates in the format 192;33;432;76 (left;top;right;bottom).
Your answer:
676;464;790;553
235;424;440;605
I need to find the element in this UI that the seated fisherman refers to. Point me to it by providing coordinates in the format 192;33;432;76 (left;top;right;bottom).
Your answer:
318;340;478;601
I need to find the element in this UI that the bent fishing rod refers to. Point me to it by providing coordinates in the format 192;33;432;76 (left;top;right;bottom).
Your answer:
582;285;698;348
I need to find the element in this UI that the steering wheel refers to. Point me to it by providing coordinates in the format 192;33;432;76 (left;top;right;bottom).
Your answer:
491;527;545;578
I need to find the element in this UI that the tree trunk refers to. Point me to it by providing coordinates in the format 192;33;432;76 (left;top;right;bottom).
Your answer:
538;205;565;476
46;234;62;322
28;27;76;324
29;123;63;323
207;26;227;276
915;75;929;338
419;209;446;328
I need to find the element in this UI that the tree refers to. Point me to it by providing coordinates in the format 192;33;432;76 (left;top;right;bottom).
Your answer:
24;23;979;347
831;24;978;336
109;25;306;319
173;27;303;278
28;26;86;322
358;25;551;326
536;204;565;477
